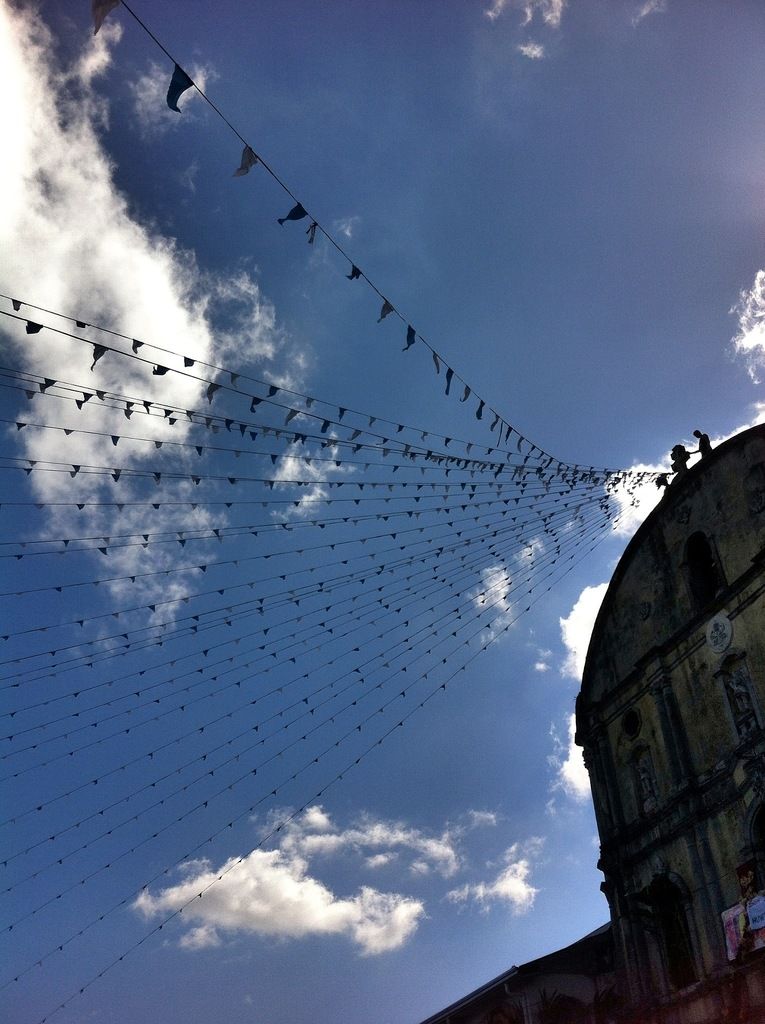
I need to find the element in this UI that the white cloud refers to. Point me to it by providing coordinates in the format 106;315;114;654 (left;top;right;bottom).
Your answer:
446;838;543;915
133;805;478;954
128;60;216;138
632;0;667;26
534;660;550;672
484;0;564;26
134;847;424;956
302;805;333;832
549;714;590;802
0;6;300;611
266;802;460;876
732;269;765;382
469;562;516;642
333;216;360;240
608;461;667;537
467;810;498;828
270;437;355;520
517;41;546;59
521;0;566;28
484;0;510;20
365;853;397;869
559;583;608;680
179;158;200;194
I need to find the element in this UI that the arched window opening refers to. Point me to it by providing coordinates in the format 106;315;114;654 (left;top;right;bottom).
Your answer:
685;532;723;610
648;876;698;991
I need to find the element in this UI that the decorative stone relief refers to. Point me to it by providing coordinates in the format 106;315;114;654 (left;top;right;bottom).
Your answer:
725;664;758;739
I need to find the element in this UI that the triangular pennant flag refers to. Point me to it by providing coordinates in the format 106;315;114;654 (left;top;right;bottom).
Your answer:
26;321;43;335
167;64;194;112
11;299;21;311
403;325;416;351
475;399;485;420
206;383;221;403
432;351;441;375
132;339;143;353
277;202;308;225
445;367;454;395
76;320;87;328
306;221;318;244
90;344;107;369
378;299;394;323
347;264;361;281
460;384;471;403
184;356;195;367
233;145;258;177
93;0;120;35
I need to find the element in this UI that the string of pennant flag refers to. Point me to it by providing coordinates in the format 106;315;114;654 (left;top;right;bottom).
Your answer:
2;504;621;1017
0;6;663;1020
1;297;661;496
2;507;606;812
2;513;615;942
85;3;652;478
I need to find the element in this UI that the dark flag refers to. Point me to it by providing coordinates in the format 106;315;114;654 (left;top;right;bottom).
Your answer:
166;64;194;112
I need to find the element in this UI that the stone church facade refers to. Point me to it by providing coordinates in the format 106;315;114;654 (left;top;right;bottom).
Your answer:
419;424;765;1024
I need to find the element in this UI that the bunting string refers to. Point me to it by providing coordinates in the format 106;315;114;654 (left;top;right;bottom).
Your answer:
0;491;598;684
2;513;607;880
0;308;647;488
0;2;663;1017
6;498;622;1022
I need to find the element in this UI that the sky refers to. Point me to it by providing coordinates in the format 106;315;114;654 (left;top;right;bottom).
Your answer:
1;2;765;1023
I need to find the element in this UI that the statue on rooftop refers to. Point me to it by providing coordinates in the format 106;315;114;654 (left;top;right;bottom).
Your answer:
693;430;712;457
670;444;691;475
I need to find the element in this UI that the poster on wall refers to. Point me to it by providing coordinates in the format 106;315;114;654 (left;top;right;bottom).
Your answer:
722;901;765;960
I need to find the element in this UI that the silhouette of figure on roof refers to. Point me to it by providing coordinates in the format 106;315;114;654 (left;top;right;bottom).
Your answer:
670;444;691;475
693;429;712;457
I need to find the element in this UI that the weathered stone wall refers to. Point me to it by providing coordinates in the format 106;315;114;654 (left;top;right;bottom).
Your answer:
577;424;765;1022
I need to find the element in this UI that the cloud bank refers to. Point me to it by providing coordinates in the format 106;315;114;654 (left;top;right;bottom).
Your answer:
134;805;476;954
0;5;300;609
732;269;765;383
447;837;543;914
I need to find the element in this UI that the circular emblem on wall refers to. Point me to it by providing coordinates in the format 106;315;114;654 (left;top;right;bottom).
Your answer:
706;613;732;654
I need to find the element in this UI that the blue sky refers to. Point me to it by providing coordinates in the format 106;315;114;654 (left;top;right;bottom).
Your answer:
1;2;765;1023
